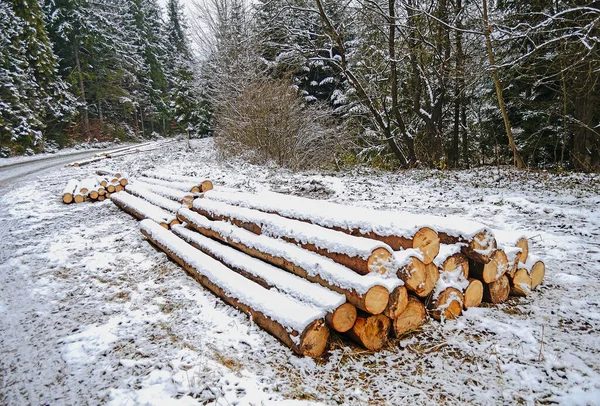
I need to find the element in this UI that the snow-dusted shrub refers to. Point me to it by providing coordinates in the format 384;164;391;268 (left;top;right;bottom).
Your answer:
214;79;346;170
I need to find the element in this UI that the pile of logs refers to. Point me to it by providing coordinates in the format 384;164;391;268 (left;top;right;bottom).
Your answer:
107;179;546;358
67;139;179;167
62;171;128;203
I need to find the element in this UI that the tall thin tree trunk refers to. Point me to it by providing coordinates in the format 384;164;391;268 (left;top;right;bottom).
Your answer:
74;42;90;141
482;0;525;169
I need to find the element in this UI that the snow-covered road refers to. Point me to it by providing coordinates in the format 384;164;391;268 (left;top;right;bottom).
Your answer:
1;138;599;405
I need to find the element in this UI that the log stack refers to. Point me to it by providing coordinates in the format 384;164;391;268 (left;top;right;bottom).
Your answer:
104;178;546;358
61;172;129;203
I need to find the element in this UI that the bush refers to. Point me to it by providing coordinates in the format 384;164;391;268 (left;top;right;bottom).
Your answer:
214;79;346;170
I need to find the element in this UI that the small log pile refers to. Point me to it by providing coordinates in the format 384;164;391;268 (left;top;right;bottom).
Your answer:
106;180;546;358
61;171;128;203
67;139;180;167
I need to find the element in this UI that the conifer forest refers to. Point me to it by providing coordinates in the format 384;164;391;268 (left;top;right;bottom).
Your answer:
1;0;599;171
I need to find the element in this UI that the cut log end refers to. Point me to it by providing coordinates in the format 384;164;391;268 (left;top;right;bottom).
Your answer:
415;262;439;298
483;275;510;304
367;247;393;274
412;227;440;265
392;296;426;337
299;319;330;358
383;286;408;319
430;288;463;321
442;253;469;278
471;249;509;283
201;180;214;192
516;237;529;263
464;230;497;262
74;195;85;204
464;278;483;309
62;194;73;204
119;178;128;187
326;303;357;333
510;268;532;297
347;313;390;351
399;257;427;293
530;261;545;290
364;285;390;315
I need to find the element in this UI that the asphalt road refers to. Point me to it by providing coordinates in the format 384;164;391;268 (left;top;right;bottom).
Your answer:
0;150;107;189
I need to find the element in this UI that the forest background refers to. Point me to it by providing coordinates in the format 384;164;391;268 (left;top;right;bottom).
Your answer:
1;0;599;171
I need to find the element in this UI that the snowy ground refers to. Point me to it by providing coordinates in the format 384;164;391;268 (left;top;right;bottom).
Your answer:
1;138;599;405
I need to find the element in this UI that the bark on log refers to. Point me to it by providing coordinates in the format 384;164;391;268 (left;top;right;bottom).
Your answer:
345;312;390;351
140;220;329;357
177;208;394;315
483;275;510;304
509;268;532;297
132;180;194;207
392;296;426;337
201;190;440;264
439;230;497;263
62;179;78;204
125;184;183;213
172;225;356;333
193;199;394;276
138;176;204;193
429;288;463;321
383;286;408;319
463;278;483;309
469;249;509;283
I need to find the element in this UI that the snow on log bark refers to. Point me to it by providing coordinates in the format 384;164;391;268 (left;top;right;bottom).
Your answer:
483;275;510;304
429;288;463;321
463;278;483;309
62;179;78;204
177;208;398;315
201;190;440;264
193;199;395;276
138;176;205;193
111;192;179;229
438;228;497;263
434;244;469;278
345;312;390;351
392;296;426;337
171;225;356;333
142;171;213;192
132;180;194;207
125;183;183;213
469;249;509;283
139;220;329;357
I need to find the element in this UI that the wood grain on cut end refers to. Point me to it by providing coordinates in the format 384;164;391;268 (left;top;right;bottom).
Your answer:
392;296;426;337
327;303;357;333
442;253;469;278
364;285;390;315
74;195;85;204
367;247;393;274
471;249;509;283
463;230;497;263
346;313;390;351
530;261;545;290
516;237;529;264
430;288;463;321
119;178;128;187
510;268;532;296
383;286;408;319
415;262;439;298
412;227;440;265
299;319;330;358
483;274;510;304
398;257;427;293
464;278;483;309
62;194;73;204
201;180;213;192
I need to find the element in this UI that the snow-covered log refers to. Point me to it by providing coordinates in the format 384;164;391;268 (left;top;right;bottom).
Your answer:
94;142;154;157
493;229;529;267
483;275;510;304
433;244;469;278
414;263;440;298
111;192;179;229
62;179;78;204
177;208;398;315
509;268;532;296
463;278;483;309
469;249;509;283
345;312;390;351
131;180;194;207
171;225;357;333
139;220;330;357
138;176;205;193
396;255;427;294
382;286;408;319
142;171;213;193
69;156;106;167
429;288;463;321
201;190;440;264
125;183;183;213
193;199;395;276
73;184;85;203
391;296;426;337
78;178;97;195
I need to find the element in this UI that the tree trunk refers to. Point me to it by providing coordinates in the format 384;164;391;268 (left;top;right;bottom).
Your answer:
482;0;525;169
73;42;90;140
345;312;390;351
